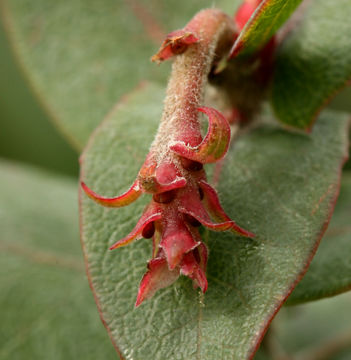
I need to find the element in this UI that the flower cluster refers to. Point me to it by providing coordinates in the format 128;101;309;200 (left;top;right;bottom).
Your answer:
82;7;256;306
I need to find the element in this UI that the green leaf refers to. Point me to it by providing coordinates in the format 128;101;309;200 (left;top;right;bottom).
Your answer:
80;83;349;360
0;160;116;360
0;0;241;150
230;0;303;57
0;27;78;177
271;0;351;130
286;173;351;305
273;292;351;358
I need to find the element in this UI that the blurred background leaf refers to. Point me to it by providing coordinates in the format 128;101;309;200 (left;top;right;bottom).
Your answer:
271;0;351;130
0;160;116;360
0;0;242;149
0;24;78;177
275;292;351;360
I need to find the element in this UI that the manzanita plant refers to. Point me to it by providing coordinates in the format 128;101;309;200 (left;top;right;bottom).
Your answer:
2;0;351;359
80;0;291;307
78;0;350;356
81;8;259;306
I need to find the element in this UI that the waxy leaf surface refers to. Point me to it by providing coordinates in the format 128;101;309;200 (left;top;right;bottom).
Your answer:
230;0;303;57
287;173;351;305
0;160;116;360
1;0;241;149
80;83;349;360
271;0;351;130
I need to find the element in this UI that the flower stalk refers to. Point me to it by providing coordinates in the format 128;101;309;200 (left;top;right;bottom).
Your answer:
82;8;256;307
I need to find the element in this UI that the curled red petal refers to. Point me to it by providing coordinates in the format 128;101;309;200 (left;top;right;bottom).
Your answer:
190;267;208;293
109;204;162;250
195;242;208;272
155;177;187;193
170;107;231;164
139;159;187;194
160;217;200;270
151;30;199;63
199;179;231;222
180;201;234;232
152;222;163;258
155;160;187;192
199;180;255;238
180;244;208;293
81;180;142;208
135;257;179;307
178;188;234;231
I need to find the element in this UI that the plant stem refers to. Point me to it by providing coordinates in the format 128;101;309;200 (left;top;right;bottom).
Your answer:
151;9;235;157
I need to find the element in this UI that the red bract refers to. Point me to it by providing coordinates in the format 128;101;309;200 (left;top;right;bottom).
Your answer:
151;30;199;64
234;0;262;30
82;9;255;307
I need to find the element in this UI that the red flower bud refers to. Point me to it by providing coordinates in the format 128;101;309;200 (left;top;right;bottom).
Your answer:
82;8;254;307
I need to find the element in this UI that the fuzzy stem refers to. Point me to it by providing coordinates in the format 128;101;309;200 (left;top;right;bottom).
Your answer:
151;9;236;160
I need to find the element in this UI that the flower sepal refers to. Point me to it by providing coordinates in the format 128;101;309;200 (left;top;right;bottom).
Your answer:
151;30;199;64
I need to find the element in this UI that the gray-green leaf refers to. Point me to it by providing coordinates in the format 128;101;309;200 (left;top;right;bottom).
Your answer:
287;173;351;305
0;160;116;360
1;0;241;149
80;83;349;360
271;0;351;130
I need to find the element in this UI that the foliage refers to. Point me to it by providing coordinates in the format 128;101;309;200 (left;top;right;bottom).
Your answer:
1;0;351;359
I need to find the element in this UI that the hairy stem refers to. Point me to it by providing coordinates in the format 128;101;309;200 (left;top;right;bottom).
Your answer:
151;9;236;159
